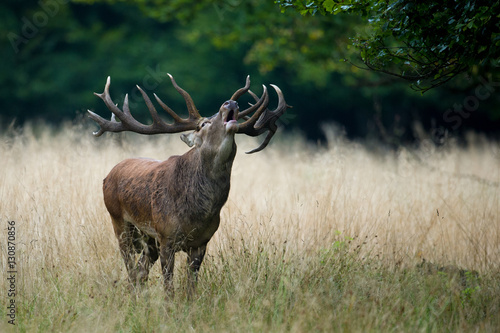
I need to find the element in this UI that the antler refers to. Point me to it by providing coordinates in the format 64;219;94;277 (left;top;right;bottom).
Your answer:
231;77;291;154
88;74;202;137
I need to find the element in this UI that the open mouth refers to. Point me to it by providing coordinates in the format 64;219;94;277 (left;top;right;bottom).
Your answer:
225;110;236;124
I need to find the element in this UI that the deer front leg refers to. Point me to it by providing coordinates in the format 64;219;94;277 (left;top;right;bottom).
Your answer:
159;243;176;297
187;245;206;297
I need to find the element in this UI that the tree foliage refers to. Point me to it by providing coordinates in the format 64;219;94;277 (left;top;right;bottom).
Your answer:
277;0;500;92
2;0;500;143
73;0;367;87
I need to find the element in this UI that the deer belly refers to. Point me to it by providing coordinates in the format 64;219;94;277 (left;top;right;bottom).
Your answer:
123;211;159;239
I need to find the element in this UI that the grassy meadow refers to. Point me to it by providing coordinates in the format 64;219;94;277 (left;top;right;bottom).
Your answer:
1;123;499;332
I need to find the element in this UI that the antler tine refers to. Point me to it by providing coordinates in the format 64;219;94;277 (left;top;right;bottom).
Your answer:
153;93;184;123
237;84;291;154
245;130;276;154
88;76;202;136
87;109;117;137
236;85;269;132
167;73;201;120
238;88;268;118
89;76;147;136
230;75;267;118
136;85;170;128
93;77;131;124
230;75;251;101
254;84;288;131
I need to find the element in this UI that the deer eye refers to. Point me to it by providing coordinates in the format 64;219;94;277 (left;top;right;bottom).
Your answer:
198;121;210;131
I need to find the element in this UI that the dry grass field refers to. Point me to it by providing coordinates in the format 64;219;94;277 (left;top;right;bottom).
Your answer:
1;122;499;332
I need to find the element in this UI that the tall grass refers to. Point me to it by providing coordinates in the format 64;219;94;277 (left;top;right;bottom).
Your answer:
1;122;499;332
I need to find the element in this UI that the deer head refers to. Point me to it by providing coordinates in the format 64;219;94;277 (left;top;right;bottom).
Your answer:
179;100;240;166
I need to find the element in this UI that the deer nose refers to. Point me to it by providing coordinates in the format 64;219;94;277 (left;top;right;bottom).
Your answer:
223;100;239;111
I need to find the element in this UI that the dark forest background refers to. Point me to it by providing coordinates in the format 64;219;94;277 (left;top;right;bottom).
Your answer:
2;0;500;146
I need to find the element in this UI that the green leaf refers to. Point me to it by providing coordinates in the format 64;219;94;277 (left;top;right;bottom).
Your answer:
323;0;335;13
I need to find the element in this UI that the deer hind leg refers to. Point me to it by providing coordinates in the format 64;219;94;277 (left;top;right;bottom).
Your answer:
136;235;159;284
186;245;207;297
111;217;139;285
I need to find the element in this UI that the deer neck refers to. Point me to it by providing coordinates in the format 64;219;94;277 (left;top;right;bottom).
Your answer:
196;132;237;179
175;142;236;219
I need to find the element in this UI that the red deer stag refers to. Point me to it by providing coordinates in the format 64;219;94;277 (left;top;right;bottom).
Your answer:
88;74;288;295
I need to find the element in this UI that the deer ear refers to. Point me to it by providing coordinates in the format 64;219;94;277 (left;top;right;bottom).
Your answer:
180;132;195;147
